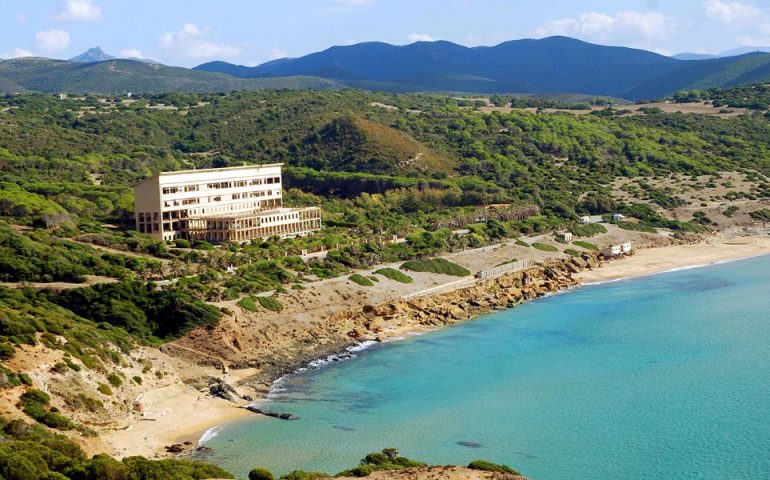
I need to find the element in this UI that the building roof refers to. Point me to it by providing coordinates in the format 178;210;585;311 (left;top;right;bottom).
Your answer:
134;163;284;188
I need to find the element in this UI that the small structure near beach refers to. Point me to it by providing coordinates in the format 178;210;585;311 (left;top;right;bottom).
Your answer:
601;242;633;258
557;231;573;242
580;215;604;224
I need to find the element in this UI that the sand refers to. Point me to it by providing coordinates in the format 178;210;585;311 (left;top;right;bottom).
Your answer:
103;231;770;459
102;368;257;459
576;234;770;284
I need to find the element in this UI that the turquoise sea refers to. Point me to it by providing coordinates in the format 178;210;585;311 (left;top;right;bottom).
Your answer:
202;256;770;480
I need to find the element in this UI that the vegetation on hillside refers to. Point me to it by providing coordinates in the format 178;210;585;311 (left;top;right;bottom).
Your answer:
401;258;471;276
0;416;234;479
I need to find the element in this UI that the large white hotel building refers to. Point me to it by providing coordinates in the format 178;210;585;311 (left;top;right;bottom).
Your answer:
133;164;321;243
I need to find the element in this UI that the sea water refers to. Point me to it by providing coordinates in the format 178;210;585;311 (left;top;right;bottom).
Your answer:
202;256;770;480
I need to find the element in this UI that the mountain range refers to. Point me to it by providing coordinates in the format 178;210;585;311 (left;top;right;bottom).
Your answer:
195;36;770;99
3;37;770;99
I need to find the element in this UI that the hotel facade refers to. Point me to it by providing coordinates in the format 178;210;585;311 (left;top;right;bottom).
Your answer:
133;164;321;243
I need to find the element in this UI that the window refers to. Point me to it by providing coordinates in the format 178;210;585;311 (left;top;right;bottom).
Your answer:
184;185;199;192
162;186;180;195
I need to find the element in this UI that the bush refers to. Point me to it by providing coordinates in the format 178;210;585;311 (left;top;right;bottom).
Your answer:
18;389;75;430
250;467;275;480
174;238;190;248
97;384;113;396
572;240;598;251
570;223;607;237
749;208;770;221
280;470;328;480
532;242;558;252
132;376;142;385
515;239;531;247
349;273;374;287
467;460;519;475
258;296;284;312
564;248;581;257
375;268;413;283
400;258;470;277
617;221;657;233
237;296;258;312
348;465;373;477
106;372;122;388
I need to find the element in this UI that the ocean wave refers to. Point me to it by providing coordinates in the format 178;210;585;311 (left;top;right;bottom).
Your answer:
198;423;225;444
265;340;381;398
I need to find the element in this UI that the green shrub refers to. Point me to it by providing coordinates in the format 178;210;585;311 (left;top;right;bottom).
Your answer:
364;453;389;465
749;208;770;221
532;242;558;252
400;258;470;277
349;273;375;287
515;239;531;247
570;223;607;237
280;470;329;480
106;372;122;388
250;467;275;480
237;296;258;312
0;342;15;361
132;375;142;385
97;384;112;396
18;389;74;430
572;240;598;251
375;268;413;283
564;248;581;257
617;221;657;233
348;465;373;477
174;238;191;248
467;460;519;475
258;296;284;313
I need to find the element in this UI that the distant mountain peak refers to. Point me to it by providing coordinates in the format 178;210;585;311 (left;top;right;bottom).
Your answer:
69;47;116;63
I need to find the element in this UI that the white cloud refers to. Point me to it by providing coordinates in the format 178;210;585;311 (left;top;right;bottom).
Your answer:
408;33;435;42
159;23;242;61
35;29;71;53
268;48;288;60
120;48;144;59
536;11;680;42
53;0;102;22
705;0;760;24
737;22;770;45
3;48;34;59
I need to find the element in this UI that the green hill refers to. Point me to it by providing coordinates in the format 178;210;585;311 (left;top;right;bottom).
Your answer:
298;115;456;176
0;57;342;94
623;52;770;99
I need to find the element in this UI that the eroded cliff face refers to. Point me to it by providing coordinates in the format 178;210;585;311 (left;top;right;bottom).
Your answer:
163;254;601;391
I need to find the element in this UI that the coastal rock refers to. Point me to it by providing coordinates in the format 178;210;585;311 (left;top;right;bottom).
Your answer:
245;406;299;420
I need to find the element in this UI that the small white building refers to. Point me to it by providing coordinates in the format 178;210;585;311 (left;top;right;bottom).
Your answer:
602;242;633;258
134;164;321;243
558;232;573;242
612;213;626;222
580;215;604;224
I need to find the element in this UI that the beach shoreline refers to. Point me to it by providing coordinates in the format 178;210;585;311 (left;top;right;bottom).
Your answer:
105;232;770;458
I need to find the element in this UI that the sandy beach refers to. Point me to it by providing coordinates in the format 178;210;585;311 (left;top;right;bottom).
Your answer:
576;234;770;284
102;368;257;459
102;230;770;459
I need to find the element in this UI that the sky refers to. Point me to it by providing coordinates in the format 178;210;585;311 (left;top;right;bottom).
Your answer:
1;0;769;66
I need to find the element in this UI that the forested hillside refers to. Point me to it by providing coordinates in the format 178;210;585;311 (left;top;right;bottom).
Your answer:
2;89;770;478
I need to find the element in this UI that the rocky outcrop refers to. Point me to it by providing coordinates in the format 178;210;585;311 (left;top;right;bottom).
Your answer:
167;253;601;392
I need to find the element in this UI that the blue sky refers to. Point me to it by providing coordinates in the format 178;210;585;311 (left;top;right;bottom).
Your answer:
2;1;769;66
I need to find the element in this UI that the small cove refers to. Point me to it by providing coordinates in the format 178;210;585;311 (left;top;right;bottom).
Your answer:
202;256;770;480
